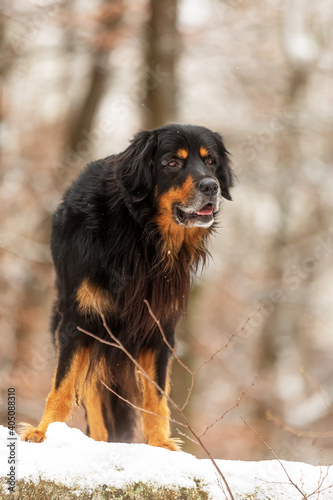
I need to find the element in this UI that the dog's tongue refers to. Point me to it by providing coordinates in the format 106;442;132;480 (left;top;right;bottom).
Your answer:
197;204;213;216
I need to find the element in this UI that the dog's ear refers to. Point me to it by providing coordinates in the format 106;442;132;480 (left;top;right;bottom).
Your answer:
214;132;234;201
116;130;156;202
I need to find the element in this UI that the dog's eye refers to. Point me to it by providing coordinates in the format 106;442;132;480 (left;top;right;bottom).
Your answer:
168;159;181;168
206;157;215;166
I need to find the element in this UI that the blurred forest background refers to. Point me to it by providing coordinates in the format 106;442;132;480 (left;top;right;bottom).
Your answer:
1;0;333;464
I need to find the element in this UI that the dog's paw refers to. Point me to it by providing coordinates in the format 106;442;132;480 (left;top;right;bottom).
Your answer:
20;423;46;443
150;437;183;451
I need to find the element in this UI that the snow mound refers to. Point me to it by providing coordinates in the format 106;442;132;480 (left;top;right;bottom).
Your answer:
0;423;332;499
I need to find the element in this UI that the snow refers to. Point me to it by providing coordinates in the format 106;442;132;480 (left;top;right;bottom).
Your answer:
1;423;332;499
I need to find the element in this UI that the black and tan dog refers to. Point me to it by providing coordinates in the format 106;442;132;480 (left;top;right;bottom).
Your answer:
21;124;233;450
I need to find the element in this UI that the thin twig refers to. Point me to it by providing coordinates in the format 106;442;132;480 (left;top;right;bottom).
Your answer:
77;326;120;349
194;304;264;376
145;299;263;413
299;367;333;414
101;380;185;428
144;299;196;411
200;377;257;439
266;410;333;438
184;306;262;411
241;417;307;498
306;454;332;500
144;299;192;374
176;427;200;445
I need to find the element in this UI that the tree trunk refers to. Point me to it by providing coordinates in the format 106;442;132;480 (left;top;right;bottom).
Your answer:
142;0;178;129
67;0;125;154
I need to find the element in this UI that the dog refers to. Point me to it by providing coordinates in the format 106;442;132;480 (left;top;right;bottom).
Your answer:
21;124;233;450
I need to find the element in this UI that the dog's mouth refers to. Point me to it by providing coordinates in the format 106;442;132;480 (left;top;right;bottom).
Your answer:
174;203;215;227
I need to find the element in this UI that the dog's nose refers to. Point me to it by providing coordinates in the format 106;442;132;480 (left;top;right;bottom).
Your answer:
198;178;219;196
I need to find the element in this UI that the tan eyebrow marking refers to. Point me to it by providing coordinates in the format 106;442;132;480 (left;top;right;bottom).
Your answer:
200;146;209;157
177;148;188;159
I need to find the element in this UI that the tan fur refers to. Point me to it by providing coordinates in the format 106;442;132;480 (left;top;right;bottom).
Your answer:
82;379;108;442
76;279;114;316
200;146;209;157
155;177;207;261
20;348;90;442
138;350;181;451
177;148;188;159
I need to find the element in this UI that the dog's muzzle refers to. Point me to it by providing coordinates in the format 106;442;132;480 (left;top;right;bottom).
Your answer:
173;178;220;228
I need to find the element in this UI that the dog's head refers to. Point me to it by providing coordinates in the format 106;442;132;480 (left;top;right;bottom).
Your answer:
116;124;233;230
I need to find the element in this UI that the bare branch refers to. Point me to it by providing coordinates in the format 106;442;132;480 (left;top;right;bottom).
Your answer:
101;380;186;428
241;417;307;498
200;377;257;439
266;410;333;438
175;427;200;445
299;367;333;414
194;304;264;377
144;299;263;413
144;299;192;374
77;326;120;349
145;298;195;412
